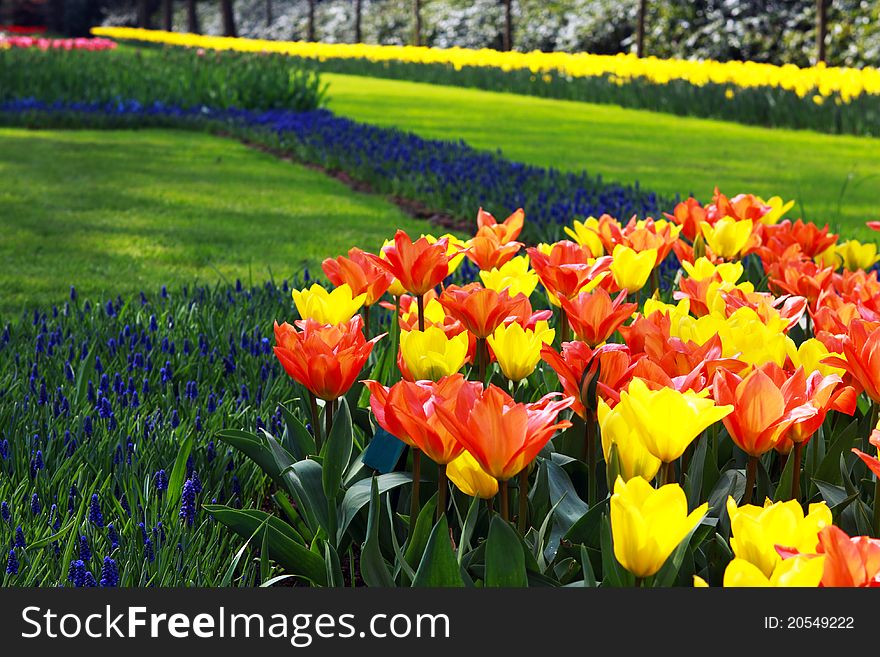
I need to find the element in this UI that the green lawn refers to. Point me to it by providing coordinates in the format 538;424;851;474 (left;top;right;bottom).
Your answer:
0;127;428;317
324;73;880;240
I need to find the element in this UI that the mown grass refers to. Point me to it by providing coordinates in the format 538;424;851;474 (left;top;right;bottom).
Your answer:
0;127;429;317
323;73;880;240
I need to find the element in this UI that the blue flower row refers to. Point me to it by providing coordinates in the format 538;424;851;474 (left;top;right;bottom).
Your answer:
0;98;671;242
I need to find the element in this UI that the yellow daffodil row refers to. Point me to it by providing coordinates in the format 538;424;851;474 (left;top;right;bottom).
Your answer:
91;26;880;102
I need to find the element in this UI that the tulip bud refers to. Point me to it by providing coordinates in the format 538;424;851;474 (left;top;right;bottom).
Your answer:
692;234;706;260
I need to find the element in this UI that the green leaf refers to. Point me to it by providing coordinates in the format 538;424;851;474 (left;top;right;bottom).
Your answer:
813;479;859;512
217;429;280;480
324;541;345;587
336;472;413;545
277;458;329;536
485;515;528;588
205;505;326;586
580;545;597;587
457;494;481;563
220;517;269;587
281;402;317;460
685;434;708;508
322;398;353;501
166;431;193;510
562;500;604;548
545;458;589;562
774;448;797;502
598;514;628;587
412;515;465;587
403;494;439;577
360;478;395;587
652;517;707;587
815;418;860;484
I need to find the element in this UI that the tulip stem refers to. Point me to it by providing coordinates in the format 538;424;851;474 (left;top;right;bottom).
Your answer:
791;441;804;502
558;309;570;345
363;304;371;340
410;448;422;527
325;399;335;443
416;294;425;332
650;267;660;297
584;417;597;507
437;464;447;522
517;468;529;534
634;577;643;588
743;455;758;505
309;393;322;451
874;478;880;538
663;461;676;486
477;337;487;384
499;480;510;522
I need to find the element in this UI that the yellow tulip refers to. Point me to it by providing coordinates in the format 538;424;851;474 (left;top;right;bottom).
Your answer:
446;451;498;499
611;476;708;579
836;240;880;272
815;245;842;270
400;297;446;327
723;556;824;587
609;244;657;293
756;196;795;225
292;283;366;325
564;217;604;257
700;217;753;259
616;378;732;463
787;338;846;377
425;233;468;274
399;326;469;381
726;497;832;578
681;256;744;283
598;399;661;482
486;320;555;382
479;256;539;298
643;297;691;323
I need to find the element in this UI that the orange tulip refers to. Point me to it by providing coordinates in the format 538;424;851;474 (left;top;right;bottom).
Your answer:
371;230;451;296
761;219;838;260
273;316;381;401
664;197;708;242
322;247;393;306
711;364;818;457
767;258;835;310
527;242;611;303
438;284;537;339
363;375;481;464
540;341;637;416
465;226;523;271
433;384;573;481
477;207;524;243
781;368;856;445
816;525;880;587
823;319;880;402
559;288;638;347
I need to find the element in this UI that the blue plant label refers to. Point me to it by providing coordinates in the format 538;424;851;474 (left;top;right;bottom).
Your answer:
362;428;407;474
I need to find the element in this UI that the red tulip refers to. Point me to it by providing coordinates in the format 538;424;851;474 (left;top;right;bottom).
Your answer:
559;288;637;347
363;375;481;464
476;207;525;243
273;316;381;401
822;318;880;402
322;247;393;306
433;384;573;481
711;364;818;457
438;284;535;339
541;341;637;416
372;230;451;296
527;242;611;302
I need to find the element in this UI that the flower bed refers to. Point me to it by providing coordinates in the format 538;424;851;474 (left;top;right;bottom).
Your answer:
0;36;116;50
91;27;880;137
0;99;666;243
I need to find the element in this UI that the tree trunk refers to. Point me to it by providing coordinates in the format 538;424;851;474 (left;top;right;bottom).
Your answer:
307;0;316;41
354;0;362;43
162;0;172;30
502;0;513;51
635;0;647;57
266;0;272;27
816;0;827;64
412;0;422;46
220;0;236;37
137;0;151;28
186;0;199;33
